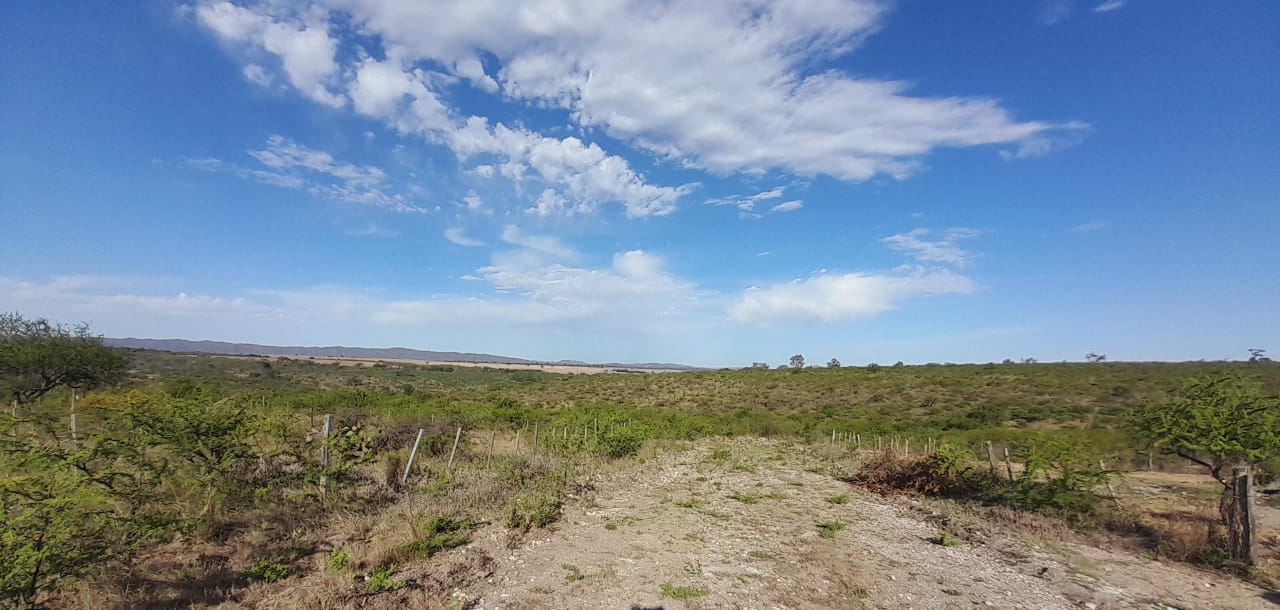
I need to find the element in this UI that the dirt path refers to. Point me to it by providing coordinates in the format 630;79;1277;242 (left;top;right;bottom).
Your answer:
456;439;1276;609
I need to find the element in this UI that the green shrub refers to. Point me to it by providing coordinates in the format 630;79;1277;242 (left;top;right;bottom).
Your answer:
244;559;290;582
405;516;477;557
366;564;405;592
507;495;562;531
660;582;707;600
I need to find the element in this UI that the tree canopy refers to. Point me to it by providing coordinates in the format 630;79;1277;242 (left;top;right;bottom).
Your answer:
1132;374;1279;486
0;313;130;405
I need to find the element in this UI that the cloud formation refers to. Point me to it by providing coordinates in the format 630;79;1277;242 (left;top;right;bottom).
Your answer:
882;228;980;267
192;0;1082;219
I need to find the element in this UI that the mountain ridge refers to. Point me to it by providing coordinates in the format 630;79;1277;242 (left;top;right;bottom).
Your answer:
104;337;701;371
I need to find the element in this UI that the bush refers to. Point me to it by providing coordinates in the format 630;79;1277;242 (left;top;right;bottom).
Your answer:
847;442;1111;522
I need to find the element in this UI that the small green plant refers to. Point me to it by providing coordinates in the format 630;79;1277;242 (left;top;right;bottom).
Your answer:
851;587;870;599
405;516;477;557
660;582;708;600
748;550;775;560
507;494;563;531
817;521;846;539
366;564;405;592
328;547;349;571
675;498;708;509
244;559;290;582
931;531;964;547
826;494;849;505
764;491;787;500
562;563;584;582
729;491;760;504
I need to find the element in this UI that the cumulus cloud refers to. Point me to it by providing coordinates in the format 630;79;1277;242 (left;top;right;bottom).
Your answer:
444;227;485;247
450;117;695;218
882;228;980;267
729;269;974;323
191;0;1081;219
195;1;344;107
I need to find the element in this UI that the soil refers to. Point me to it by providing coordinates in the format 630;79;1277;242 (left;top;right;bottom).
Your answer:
451;439;1279;609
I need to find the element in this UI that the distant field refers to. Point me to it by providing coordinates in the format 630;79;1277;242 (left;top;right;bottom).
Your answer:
123;349;1280;452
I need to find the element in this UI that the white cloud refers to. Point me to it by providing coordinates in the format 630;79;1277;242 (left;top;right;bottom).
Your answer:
706;187;787;213
770;200;803;213
729;269;974;323
195;1;344;107
499;225;577;260
1092;1;1124;13
444;227;486;247
192;0;1081;219
450;117;695;217
462;191;487;214
185;135;426;213
882;228;980;267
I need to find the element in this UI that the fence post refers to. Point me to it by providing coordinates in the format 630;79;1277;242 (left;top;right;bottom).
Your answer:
1003;446;1014;481
70;413;79;443
986;441;996;475
904;438;910;458
514;428;522;455
830;429;836;446
1100;460;1117;497
532;423;539;457
10;400;16;417
319;414;334;489
855;433;861;451
402;428;425;485
447;426;463;470
1229;464;1258;564
486;430;496;468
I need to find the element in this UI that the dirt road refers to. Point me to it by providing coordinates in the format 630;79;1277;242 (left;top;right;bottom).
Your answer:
460;439;1276;609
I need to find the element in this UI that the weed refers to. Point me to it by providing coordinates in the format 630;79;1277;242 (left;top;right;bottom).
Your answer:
676;498;708;509
405;516;477;557
366;564;405;592
327;547;349;571
660;582;708;600
729;491;761;504
507;494;563;531
764;491;787;500
748;551;775;560
931;531;964;547
817;521;846;538
244;560;290;582
826;494;850;505
562;563;585;582
851;587;870;599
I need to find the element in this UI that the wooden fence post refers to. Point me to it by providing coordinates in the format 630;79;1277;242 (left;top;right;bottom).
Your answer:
1003;446;1014;481
830;429;836;446
70;413;79;443
904;438;910;458
1228;464;1258;564
532;423;539;456
486;430;496;468
447;426;462;470
514;428;522;455
402;428;425;485
986;441;996;475
320;414;334;490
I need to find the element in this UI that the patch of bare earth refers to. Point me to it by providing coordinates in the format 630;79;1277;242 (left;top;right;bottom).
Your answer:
455;439;1276;609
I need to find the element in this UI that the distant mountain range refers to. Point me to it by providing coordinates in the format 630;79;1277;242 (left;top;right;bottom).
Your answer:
105;338;701;371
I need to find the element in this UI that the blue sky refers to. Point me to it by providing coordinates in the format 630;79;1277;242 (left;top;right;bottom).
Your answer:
2;0;1277;367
